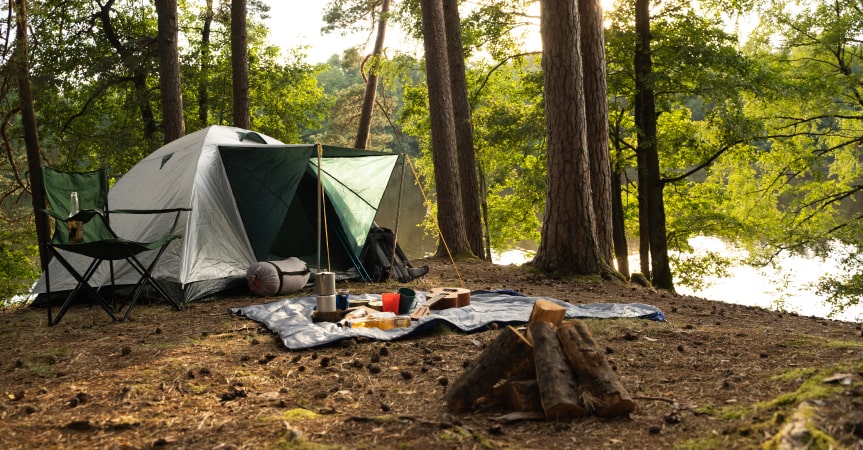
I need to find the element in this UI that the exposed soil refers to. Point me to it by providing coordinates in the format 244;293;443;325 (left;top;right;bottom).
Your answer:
1;256;862;449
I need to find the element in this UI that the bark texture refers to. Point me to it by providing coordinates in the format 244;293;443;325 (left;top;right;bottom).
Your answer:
445;326;533;412
634;0;673;289
530;321;587;420
155;0;186;143
443;0;485;259
198;0;214;126
578;0;614;264
419;0;470;257
15;0;48;269
354;0;390;149
557;320;635;417
231;0;251;129
534;0;602;275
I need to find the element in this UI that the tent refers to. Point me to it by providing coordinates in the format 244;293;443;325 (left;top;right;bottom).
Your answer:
32;125;428;303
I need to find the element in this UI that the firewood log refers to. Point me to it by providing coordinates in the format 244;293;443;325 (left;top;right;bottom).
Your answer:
445;325;533;412
529;321;587;420
556;320;635;418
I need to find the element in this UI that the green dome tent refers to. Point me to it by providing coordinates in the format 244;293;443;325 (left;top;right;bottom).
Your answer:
33;125;427;303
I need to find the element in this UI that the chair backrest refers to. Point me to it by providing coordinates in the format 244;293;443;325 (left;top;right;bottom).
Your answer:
42;167;112;244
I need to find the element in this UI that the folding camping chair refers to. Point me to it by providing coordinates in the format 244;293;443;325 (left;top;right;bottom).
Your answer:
40;167;189;326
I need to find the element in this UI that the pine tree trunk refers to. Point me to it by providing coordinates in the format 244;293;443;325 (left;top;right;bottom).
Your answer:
634;0;673;289
443;0;485;259
419;0;470;257
15;0;48;270
155;0;185;143
355;0;390;149
579;0;614;265
231;0;251;129
198;0;214;126
611;166;630;279
534;0;602;275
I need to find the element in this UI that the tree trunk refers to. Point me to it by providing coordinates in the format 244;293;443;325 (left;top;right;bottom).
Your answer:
155;0;185;143
198;0;214;126
15;0;48;270
355;0;390;149
610;167;630;279
354;0;390;148
533;0;603;276
419;0;471;257
443;0;486;260
231;0;251;129
637;151;650;278
578;0;613;265
634;0;673;289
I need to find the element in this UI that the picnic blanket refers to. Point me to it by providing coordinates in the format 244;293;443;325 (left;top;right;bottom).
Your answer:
229;290;666;350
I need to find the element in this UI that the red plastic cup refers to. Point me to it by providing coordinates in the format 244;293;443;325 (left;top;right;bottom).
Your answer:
381;292;400;314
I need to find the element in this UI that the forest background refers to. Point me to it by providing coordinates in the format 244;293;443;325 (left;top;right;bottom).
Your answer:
0;0;862;320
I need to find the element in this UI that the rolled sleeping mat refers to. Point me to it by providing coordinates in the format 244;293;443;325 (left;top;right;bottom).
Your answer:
246;257;311;296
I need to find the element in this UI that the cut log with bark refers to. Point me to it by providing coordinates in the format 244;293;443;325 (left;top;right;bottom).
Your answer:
445;325;533;412
529;321;587;420
528;299;567;327
490;379;542;412
557;320;635;417
446;318;634;421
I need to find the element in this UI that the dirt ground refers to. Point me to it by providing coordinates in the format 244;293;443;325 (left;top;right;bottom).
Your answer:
1;256;862;449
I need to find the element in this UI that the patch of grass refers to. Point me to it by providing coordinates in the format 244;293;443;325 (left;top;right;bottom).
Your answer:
770;367;818;382
187;383;209;395
784;338;815;347
719;405;753;420
693;404;718;416
823;339;863;349
438;426;472;443
278;408;321;421
28;363;53;377
762;369;845;411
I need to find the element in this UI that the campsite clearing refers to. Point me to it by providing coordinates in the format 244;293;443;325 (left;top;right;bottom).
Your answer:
2;257;862;449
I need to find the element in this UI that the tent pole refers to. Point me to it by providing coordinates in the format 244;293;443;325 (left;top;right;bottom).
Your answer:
391;154;406;269
316;143;323;272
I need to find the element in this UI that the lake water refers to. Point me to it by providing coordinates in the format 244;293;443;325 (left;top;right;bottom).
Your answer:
492;237;863;323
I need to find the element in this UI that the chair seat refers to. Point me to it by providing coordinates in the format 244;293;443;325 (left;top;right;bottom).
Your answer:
53;233;181;260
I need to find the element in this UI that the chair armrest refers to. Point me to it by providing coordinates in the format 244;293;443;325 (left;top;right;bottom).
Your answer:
109;207;191;215
42;208;105;223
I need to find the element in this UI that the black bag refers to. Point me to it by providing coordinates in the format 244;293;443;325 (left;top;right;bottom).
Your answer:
360;226;429;282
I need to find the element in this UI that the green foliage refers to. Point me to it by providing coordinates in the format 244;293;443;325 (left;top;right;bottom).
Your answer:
0;211;39;307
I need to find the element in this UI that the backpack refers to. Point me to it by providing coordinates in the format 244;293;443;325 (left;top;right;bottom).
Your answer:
360;226;429;282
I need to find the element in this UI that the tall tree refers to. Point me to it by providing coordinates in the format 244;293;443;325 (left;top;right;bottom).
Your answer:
578;0;613;264
198;0;214;126
533;0;606;276
14;0;46;270
355;0;390;149
443;0;486;260
231;0;251;129
634;0;672;289
419;0;471;257
155;0;186;143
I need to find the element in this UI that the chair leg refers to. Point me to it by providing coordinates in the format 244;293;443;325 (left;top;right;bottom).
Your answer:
49;255;119;325
118;248;182;321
